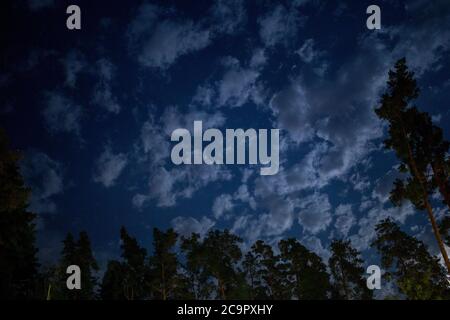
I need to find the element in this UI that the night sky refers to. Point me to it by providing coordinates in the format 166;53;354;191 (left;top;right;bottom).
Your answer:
2;0;450;295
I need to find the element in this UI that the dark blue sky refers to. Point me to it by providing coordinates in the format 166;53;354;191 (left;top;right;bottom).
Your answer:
2;0;450;295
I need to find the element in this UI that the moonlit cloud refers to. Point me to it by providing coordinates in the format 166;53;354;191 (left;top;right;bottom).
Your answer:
93;146;128;188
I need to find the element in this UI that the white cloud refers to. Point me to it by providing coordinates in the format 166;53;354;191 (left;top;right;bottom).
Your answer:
297;192;332;234
242;195;295;240
302;235;331;262
93;147;128;188
296;39;318;64
296;39;328;76
147;165;232;207
195;54;268;109
92;59;121;114
350;202;415;251
270;84;315;144
138;20;211;69
233;184;256;210
258;4;305;47
334;204;355;237
171;216;215;238
217;66;260;107
132;106;231;208
61;51;86;88
212;193;234;219
210;0;246;35
371;169;404;204
128;3;212;69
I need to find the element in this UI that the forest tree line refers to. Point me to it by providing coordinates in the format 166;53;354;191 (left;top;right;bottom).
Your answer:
1;59;450;300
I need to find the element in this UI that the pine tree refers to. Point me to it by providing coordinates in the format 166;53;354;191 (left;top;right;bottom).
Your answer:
53;233;78;300
201;230;243;299
181;230;243;299
149;228;180;300
329;239;372;300
371;218;449;299
0;128;38;299
76;231;99;299
120;226;149;300
101;260;126;300
375;58;450;272
243;240;291;299
414;111;450;211
279;238;331;300
55;231;98;300
242;250;260;299
180;233;215;299
440;216;450;246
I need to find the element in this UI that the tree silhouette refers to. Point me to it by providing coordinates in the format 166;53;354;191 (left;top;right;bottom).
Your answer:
440;216;450;247
279;238;331;299
50;231;98;300
374;58;450;272
149;228;180;300
119;226;149;300
372;218;449;299
243;240;290;299
101;260;126;300
200;230;244;299
181;230;243;299
76;231;99;299
180;233;215;299
329;239;372;300
0;129;38;299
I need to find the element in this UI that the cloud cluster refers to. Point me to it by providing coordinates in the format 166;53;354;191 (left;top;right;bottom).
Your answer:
171;216;215;239
192;50;268;109
137;20;211;69
61;51;86;89
128;1;247;70
92;59;121;114
93;146;128;188
212;193;234;219
132;106;231;208
258;4;305;47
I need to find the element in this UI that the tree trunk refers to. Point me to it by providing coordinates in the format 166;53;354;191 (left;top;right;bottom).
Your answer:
46;283;52;300
431;162;450;211
424;199;450;272
340;264;350;300
404;134;450;273
396;113;450;274
218;277;226;300
161;263;167;300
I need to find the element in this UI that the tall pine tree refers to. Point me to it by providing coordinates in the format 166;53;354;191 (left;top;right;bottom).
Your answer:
180;233;215;299
52;231;98;300
0;129;38;299
372;218;449;299
149;228;180;300
243;240;291;299
119;226;149;300
101;260;126;300
279;238;331;300
375;58;450;272
329;239;372;300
